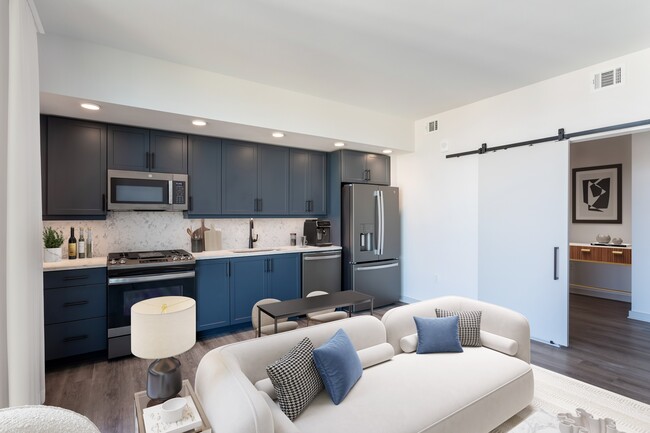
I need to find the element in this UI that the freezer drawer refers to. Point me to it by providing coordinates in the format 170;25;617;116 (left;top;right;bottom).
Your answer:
302;251;342;297
351;260;400;308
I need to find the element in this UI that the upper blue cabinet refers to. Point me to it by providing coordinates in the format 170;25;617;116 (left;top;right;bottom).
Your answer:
108;125;187;174
187;135;222;216
340;150;390;185
221;140;290;215
289;149;326;215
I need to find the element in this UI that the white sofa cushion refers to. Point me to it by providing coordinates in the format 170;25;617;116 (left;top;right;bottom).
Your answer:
357;343;394;368
290;347;532;433
399;331;519;356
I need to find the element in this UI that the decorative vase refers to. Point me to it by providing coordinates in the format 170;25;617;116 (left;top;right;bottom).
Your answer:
611;237;623;245
44;247;62;263
595;234;611;243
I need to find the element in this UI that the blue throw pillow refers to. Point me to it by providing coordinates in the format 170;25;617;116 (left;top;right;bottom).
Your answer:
313;329;363;404
414;316;463;354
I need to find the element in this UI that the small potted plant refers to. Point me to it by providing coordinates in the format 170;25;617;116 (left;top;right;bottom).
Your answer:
43;227;64;262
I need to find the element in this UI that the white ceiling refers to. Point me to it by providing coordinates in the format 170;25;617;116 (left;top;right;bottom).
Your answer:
34;0;650;120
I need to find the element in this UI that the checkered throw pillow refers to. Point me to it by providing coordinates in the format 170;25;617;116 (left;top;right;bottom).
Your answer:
266;337;324;420
435;309;482;347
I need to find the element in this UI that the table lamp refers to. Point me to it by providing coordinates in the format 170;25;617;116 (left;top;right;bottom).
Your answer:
131;296;196;400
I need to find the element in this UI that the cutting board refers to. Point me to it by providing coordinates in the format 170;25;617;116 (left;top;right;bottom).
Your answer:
204;227;222;251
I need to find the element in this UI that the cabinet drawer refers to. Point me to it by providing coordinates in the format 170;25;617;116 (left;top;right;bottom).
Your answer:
569;246;601;261
45;317;107;361
44;284;106;325
603;248;631;265
44;268;106;289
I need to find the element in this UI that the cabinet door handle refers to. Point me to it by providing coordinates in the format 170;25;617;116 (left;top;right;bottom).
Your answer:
611;251;624;255
63;275;89;281
309;200;313;212
145;151;150;169
63;335;88;343
305;200;309;212
151;152;155;169
580;249;591;253
102;193;106;212
63;300;89;308
189;196;193;211
258;198;262;212
367;169;371;181
269;258;273;272
226;262;230;277
553;247;559;280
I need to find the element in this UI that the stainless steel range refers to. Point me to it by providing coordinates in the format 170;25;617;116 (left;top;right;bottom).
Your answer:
107;249;196;359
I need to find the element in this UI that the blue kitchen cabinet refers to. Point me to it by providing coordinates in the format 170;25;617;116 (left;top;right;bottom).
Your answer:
43;268;107;361
224;253;302;325
195;259;230;331
229;256;266;324
266;254;300;301
222;139;290;215
289;149;326;215
187;135;222;216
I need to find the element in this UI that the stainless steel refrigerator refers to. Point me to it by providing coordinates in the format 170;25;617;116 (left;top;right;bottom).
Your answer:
342;184;400;308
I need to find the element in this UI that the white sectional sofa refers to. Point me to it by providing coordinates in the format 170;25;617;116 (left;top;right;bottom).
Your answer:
195;296;534;433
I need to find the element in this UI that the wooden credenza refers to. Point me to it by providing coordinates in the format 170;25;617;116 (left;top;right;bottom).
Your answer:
569;243;631;302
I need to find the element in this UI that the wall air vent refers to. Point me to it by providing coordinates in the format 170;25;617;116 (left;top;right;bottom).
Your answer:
428;120;438;133
592;65;624;91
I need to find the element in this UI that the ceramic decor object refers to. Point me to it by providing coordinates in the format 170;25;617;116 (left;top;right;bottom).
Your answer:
595;234;611;243
611;237;623;245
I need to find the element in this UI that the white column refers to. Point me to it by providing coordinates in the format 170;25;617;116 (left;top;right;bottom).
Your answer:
0;0;45;407
630;132;650;322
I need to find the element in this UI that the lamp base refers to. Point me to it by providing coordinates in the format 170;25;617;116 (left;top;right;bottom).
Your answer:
146;357;182;401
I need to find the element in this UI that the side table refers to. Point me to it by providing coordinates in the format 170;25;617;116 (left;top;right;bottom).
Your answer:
134;379;212;433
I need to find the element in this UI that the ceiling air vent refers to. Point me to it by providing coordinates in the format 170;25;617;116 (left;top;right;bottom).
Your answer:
428;120;438;133
592;65;624;91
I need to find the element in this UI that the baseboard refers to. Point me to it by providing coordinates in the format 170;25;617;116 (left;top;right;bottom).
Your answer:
628;310;650;323
399;296;420;304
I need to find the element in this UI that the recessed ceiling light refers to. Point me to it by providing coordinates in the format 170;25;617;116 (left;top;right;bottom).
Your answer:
382;149;393;154
334;142;345;147
80;103;100;111
272;132;285;138
192;120;207;126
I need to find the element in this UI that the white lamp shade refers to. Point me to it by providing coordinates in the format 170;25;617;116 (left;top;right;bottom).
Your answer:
131;296;196;359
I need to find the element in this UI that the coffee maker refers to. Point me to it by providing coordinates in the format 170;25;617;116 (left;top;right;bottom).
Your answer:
303;219;332;246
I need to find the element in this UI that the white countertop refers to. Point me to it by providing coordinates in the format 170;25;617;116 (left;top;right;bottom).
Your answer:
43;245;342;271
570;242;631;249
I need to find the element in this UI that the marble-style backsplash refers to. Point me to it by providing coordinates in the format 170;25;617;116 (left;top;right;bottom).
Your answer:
43;212;308;257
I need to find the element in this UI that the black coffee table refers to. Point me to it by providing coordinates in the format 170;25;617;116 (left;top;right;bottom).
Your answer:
256;291;374;337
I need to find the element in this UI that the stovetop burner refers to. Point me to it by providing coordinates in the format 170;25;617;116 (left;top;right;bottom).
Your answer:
107;249;194;268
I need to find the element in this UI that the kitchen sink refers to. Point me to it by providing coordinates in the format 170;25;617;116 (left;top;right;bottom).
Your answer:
230;248;279;253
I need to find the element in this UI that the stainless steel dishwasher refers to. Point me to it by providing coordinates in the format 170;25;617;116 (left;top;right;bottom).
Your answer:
302;251;342;296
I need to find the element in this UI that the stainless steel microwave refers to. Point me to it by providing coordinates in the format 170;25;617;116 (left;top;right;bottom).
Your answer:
107;169;188;211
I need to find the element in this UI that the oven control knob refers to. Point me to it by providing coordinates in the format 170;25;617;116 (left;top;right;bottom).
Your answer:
119;258;126;264
109;259;117;265
172;255;179;261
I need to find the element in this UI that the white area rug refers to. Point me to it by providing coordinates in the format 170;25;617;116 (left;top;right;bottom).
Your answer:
493;365;650;433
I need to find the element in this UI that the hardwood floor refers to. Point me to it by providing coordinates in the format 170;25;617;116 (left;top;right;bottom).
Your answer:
532;294;650;404
45;296;650;432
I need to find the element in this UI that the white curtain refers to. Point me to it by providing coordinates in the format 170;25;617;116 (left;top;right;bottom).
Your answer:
0;0;45;407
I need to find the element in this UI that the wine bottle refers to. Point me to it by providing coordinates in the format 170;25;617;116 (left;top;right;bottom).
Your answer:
68;227;77;260
78;228;86;259
86;228;93;258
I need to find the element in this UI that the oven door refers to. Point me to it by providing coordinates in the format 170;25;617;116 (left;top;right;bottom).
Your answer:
107;271;196;337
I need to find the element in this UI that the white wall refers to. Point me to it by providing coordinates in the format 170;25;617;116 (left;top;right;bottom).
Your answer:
630;132;650;321
395;47;650;307
38;33;413;152
570;135;631;243
0;0;9;409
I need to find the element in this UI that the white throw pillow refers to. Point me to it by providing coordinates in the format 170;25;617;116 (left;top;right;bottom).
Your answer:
357;343;394;368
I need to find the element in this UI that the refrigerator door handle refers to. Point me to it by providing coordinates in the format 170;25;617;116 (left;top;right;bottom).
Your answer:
374;190;381;255
356;263;399;271
380;190;385;255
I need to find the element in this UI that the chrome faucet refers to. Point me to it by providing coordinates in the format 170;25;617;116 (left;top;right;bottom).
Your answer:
248;218;259;248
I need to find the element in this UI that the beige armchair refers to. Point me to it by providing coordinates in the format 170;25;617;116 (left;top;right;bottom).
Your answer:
306;290;349;325
251;298;299;336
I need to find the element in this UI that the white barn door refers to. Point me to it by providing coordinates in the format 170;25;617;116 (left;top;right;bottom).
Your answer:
478;140;569;346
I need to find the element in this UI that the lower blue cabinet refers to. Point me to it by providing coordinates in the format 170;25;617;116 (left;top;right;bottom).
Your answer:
196;253;301;329
195;259;230;331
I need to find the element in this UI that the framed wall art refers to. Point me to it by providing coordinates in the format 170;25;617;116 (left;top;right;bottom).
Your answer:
572;164;622;224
